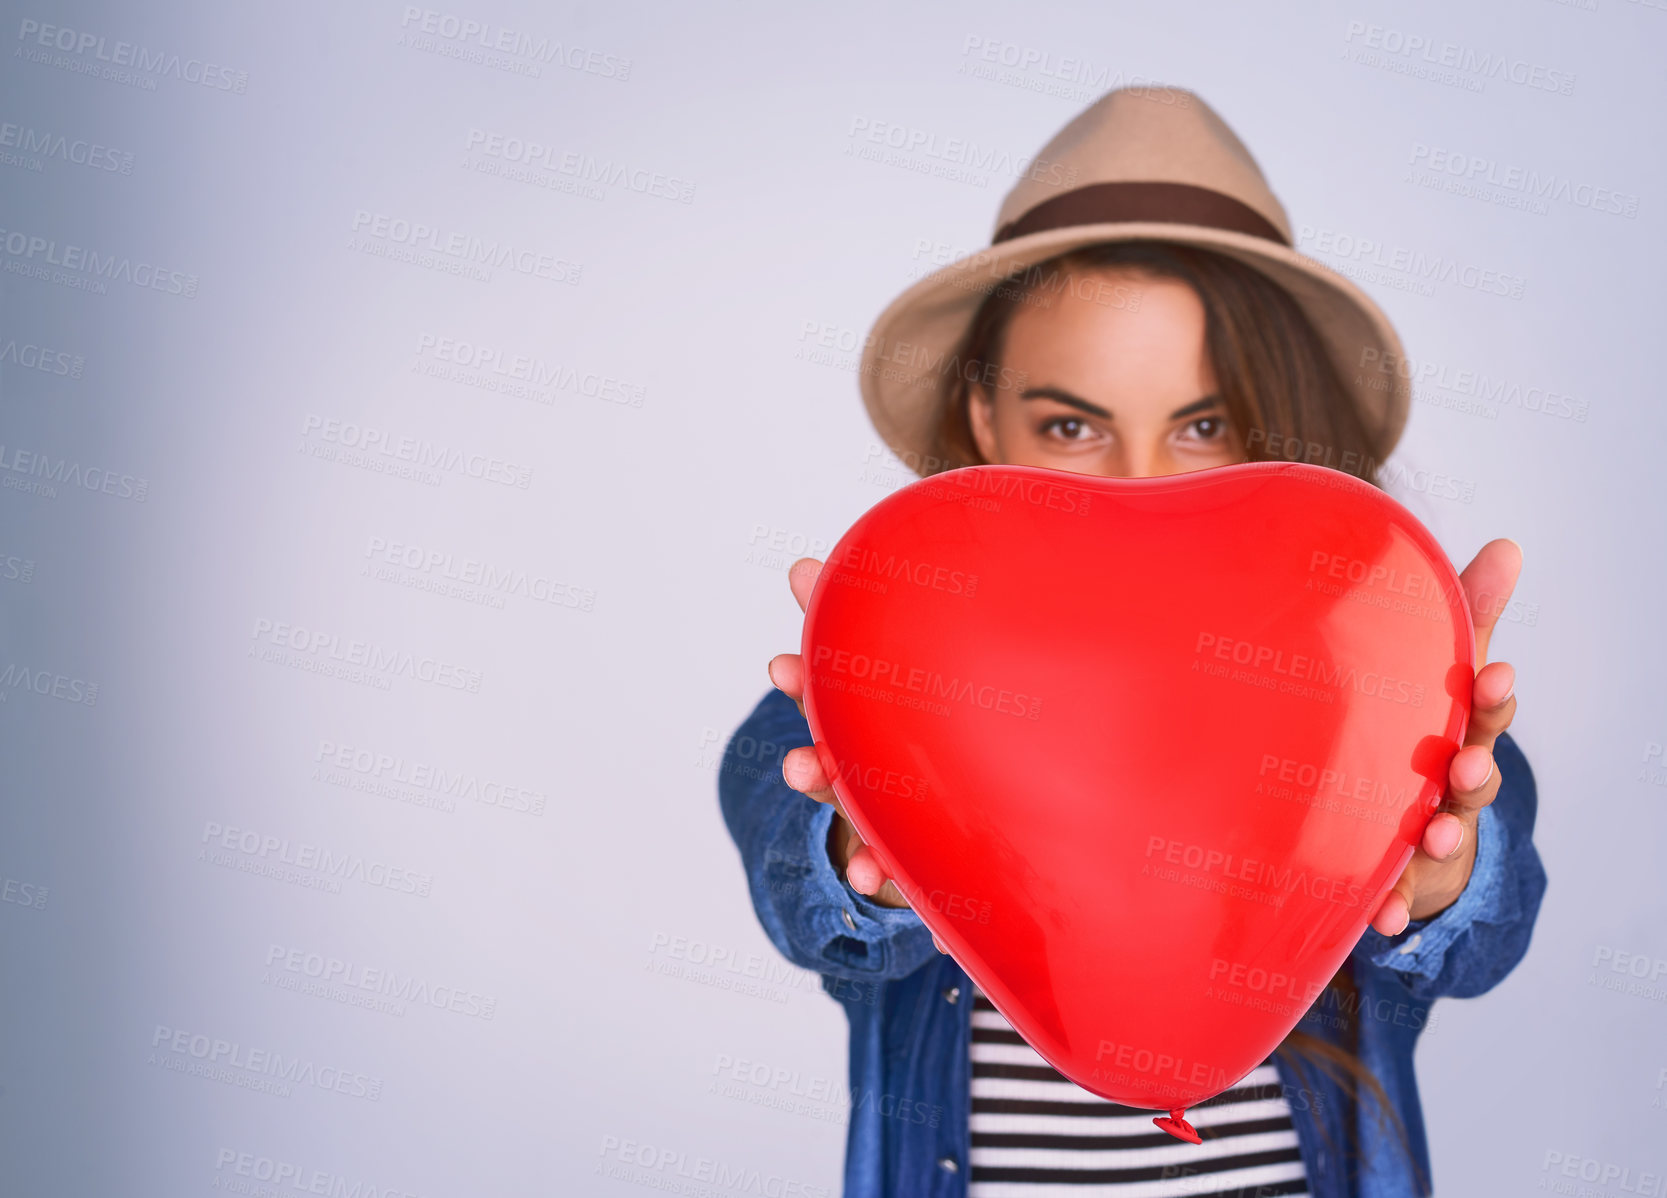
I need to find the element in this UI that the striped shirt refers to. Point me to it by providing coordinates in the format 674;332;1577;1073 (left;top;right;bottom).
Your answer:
968;984;1311;1197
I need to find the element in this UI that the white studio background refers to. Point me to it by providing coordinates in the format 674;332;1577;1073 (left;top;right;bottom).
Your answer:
0;0;1662;1194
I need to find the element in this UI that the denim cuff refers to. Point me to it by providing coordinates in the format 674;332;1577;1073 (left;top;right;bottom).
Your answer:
803;800;925;940
1358;800;1510;979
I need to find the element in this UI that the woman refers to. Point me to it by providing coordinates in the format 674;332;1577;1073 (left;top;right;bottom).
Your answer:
719;87;1546;1198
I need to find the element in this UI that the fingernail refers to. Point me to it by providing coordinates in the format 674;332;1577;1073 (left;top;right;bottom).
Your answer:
1459;753;1493;791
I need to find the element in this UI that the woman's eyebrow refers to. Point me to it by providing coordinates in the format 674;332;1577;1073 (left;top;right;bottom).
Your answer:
1168;395;1222;420
1019;387;1112;419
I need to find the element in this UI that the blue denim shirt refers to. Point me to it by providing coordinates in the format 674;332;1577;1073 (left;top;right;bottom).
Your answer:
718;688;1547;1198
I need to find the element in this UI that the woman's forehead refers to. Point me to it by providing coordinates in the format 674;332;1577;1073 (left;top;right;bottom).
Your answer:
999;275;1215;407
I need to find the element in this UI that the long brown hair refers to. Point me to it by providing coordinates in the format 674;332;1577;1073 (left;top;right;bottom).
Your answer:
931;240;1427;1192
929;240;1386;482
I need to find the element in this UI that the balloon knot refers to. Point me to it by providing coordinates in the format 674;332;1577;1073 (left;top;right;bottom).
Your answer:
1153;1108;1201;1144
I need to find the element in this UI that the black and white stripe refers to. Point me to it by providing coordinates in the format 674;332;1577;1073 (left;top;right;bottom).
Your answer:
968;985;1311;1197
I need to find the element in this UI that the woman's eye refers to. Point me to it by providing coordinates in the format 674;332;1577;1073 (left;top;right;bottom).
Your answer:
1183;416;1227;441
1039;416;1092;441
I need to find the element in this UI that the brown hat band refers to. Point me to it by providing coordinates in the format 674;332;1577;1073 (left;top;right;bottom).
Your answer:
992;180;1290;247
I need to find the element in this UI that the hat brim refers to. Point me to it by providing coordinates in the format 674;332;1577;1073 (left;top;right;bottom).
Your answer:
856;223;1410;476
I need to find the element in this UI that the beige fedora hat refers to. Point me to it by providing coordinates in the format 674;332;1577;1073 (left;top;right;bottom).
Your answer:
857;86;1411;476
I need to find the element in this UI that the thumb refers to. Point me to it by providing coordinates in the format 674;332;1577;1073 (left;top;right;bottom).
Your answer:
1458;538;1522;666
788;557;824;615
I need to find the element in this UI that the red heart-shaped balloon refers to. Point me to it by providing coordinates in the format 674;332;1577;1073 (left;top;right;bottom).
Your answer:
802;462;1472;1129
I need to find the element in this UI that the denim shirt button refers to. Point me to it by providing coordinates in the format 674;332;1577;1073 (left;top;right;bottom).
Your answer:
943;986;961;1004
1397;932;1423;955
841;908;857;932
937;1157;959;1173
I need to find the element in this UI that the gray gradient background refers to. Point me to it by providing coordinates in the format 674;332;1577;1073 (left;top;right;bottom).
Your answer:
1;1;1663;1194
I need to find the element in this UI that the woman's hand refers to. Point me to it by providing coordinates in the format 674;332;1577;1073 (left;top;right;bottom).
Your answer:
769;557;948;953
1371;538;1523;937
